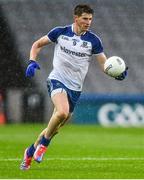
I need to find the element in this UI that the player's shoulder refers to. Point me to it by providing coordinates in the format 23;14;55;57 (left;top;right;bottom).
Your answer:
48;24;72;42
85;30;102;42
49;25;71;35
83;30;103;53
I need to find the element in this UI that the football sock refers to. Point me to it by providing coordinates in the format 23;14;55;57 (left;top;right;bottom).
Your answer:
40;135;51;147
27;144;36;157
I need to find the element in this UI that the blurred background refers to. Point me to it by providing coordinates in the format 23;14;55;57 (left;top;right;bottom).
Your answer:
0;0;144;126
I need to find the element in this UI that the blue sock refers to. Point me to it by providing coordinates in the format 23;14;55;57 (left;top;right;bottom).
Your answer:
40;136;51;147
27;144;36;157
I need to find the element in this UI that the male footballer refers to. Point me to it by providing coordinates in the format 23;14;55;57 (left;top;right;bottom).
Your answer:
20;4;127;170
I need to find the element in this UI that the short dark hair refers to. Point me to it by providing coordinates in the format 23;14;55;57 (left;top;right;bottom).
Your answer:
74;4;94;16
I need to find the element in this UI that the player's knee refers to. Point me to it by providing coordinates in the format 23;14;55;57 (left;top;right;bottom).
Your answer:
56;110;69;121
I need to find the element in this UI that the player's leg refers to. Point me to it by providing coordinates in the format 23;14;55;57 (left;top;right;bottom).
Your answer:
33;91;70;162
33;108;56;148
34;110;71;147
46;111;72;139
20;80;80;169
20;106;70;170
44;92;70;139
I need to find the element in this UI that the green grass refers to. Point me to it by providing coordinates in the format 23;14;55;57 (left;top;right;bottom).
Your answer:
0;123;144;179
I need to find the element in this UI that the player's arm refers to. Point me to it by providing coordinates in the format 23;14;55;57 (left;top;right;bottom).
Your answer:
96;53;128;80
95;52;107;72
26;35;51;77
30;35;50;60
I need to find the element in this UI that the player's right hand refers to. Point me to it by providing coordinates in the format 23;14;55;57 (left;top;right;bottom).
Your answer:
25;60;40;77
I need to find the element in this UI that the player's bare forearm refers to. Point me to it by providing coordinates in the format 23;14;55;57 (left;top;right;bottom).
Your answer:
26;35;50;77
96;53;107;72
30;35;50;60
30;43;42;60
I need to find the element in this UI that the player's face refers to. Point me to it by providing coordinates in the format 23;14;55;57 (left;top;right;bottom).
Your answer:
74;13;93;32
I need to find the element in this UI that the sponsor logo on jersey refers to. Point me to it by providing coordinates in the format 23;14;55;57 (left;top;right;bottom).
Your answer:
61;35;69;41
60;46;90;57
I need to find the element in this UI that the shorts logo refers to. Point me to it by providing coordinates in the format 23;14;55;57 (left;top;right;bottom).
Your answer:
56;82;61;87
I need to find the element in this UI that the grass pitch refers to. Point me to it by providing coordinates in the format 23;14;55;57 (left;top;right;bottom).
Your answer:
0;123;144;179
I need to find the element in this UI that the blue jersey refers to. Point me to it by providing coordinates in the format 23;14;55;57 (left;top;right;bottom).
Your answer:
47;24;103;91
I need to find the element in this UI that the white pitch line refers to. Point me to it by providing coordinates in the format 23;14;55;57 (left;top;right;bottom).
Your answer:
0;157;144;161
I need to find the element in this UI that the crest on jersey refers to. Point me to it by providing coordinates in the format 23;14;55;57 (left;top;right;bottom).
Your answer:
81;41;88;48
72;39;79;46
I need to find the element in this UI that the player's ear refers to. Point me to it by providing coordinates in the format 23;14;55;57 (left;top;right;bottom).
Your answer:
74;15;79;22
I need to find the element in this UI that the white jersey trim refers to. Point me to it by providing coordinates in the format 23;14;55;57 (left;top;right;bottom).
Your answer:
51;88;67;98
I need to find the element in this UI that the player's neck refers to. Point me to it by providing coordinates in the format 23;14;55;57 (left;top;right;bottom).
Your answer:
73;23;86;36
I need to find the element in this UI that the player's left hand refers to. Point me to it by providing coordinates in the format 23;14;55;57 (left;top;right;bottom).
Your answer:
115;67;128;81
25;60;40;77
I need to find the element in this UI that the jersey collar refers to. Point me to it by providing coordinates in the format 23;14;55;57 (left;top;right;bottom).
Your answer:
71;24;87;36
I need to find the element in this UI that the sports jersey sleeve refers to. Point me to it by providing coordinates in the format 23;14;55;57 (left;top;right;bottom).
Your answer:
92;36;104;55
47;27;63;43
